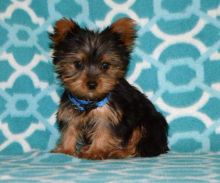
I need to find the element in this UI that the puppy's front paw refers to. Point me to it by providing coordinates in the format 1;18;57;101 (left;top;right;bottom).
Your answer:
51;147;77;156
78;148;107;160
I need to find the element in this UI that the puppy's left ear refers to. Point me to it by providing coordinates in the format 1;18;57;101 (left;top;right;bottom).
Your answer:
109;18;136;51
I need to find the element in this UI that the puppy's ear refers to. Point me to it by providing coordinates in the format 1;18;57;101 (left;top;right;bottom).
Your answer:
109;18;136;51
49;18;79;45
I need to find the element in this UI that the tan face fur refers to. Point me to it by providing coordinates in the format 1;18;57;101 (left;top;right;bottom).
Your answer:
51;18;136;100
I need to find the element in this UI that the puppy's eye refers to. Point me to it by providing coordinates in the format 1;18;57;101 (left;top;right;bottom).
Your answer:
74;61;84;70
101;62;110;71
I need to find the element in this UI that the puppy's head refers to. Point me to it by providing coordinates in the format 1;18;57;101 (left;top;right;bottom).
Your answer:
50;18;136;100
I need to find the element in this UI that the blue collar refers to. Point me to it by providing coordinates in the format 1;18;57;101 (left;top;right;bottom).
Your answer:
68;93;111;111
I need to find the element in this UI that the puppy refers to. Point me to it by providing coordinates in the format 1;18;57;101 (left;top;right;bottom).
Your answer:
50;17;169;159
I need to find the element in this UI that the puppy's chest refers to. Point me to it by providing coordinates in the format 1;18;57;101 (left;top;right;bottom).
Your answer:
75;105;122;146
79;105;121;130
60;103;122;133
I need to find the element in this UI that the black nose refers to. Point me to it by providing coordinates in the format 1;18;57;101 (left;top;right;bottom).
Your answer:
87;81;97;90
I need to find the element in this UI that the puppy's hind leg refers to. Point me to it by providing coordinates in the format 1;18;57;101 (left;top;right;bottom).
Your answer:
137;113;169;157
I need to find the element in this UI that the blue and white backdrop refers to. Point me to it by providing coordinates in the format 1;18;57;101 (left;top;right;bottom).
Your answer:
0;0;220;154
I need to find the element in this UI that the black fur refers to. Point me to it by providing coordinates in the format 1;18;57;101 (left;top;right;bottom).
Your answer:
50;18;169;158
110;79;169;156
59;79;169;157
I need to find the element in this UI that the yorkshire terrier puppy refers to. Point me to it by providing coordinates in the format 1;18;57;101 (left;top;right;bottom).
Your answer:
50;17;168;159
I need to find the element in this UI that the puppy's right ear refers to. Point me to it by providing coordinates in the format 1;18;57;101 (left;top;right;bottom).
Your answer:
49;18;79;45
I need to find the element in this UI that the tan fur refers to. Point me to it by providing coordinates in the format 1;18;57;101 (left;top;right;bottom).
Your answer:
64;51;87;61
52;18;75;44
52;101;125;159
102;54;126;79
108;128;142;158
51;18;143;159
52;101;79;155
77;105;123;159
110;18;136;51
55;47;126;100
79;127;142;159
102;53;120;65
52;125;78;156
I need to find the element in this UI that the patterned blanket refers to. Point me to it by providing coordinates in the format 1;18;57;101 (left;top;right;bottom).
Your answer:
1;152;220;182
0;0;220;155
